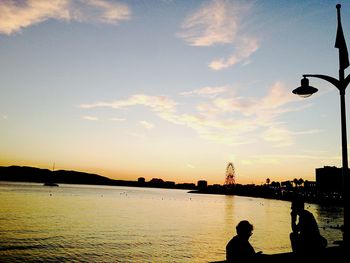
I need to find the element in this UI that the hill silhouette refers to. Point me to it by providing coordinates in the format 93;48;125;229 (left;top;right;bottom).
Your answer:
0;165;137;186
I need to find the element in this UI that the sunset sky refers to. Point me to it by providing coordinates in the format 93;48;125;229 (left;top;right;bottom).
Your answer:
1;0;349;185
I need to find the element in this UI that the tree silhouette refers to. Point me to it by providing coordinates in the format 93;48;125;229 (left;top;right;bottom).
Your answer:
297;178;304;187
293;178;298;187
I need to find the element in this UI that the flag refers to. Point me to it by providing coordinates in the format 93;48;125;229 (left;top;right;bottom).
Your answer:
335;17;349;70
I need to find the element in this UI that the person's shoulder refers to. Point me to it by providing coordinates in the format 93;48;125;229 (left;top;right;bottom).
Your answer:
226;236;239;247
302;209;314;217
227;235;238;243
301;210;318;223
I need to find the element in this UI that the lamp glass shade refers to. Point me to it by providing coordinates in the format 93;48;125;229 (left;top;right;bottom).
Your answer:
292;78;318;98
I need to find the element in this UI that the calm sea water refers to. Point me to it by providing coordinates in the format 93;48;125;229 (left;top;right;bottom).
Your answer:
0;182;344;262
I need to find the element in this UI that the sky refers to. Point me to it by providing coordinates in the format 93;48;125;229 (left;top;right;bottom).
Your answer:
1;0;350;185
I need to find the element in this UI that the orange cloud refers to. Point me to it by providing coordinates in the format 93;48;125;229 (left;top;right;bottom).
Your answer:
0;0;130;35
79;82;318;147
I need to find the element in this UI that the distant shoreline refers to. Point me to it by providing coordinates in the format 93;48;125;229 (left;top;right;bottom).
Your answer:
188;188;344;207
0;165;343;207
0;165;197;190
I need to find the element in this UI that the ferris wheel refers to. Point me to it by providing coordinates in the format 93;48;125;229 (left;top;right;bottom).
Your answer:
225;162;236;185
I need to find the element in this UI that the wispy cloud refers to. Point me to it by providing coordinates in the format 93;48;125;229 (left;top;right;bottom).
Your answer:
0;0;131;35
178;0;241;46
209;37;259;70
80;94;177;113
109;117;126;121
240;153;340;166
178;0;258;70
139;120;154;130
211;82;297;117
82;115;98;121
180;86;228;97
261;127;294;148
187;164;195;169
262;126;322;148
79;82;314;147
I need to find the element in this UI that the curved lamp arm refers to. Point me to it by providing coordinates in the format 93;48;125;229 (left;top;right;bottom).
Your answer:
344;74;350;89
303;74;340;90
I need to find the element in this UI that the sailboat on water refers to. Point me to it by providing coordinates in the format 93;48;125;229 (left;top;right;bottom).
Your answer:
43;163;59;187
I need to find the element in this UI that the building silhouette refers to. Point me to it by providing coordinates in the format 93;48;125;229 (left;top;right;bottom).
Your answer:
138;177;145;185
197;180;207;190
316;166;342;193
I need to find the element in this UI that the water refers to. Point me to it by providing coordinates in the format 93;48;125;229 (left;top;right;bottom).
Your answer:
0;182;344;262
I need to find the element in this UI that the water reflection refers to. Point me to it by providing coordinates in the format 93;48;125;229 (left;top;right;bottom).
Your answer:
312;203;343;244
224;196;234;227
0;183;345;262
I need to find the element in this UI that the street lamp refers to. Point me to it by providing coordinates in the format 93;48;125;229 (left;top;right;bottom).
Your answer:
292;4;349;251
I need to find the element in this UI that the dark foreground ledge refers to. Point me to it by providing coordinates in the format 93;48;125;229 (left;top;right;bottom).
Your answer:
211;245;344;262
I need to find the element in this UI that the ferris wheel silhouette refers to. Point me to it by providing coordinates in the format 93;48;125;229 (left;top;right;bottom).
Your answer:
225;162;235;185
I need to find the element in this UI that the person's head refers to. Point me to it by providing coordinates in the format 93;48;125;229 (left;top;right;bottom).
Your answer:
291;197;305;213
236;220;253;239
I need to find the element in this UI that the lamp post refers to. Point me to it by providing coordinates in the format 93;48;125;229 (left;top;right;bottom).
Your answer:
292;4;349;251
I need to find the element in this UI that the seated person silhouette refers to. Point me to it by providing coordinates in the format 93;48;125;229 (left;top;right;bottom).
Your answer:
226;220;260;262
290;197;327;256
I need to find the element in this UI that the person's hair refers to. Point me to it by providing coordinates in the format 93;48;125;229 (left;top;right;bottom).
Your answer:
291;197;305;210
236;220;253;235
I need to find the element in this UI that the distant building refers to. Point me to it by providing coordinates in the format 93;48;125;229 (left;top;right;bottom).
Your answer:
197;180;207;190
316;166;342;193
303;180;316;189
210;184;223;191
138;177;145;185
164;181;175;188
149;178;164;185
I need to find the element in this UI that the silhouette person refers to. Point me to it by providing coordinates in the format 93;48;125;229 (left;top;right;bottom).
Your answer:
226;220;259;262
290;197;327;256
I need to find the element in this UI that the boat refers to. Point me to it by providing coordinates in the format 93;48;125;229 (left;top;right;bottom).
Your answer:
43;163;59;187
